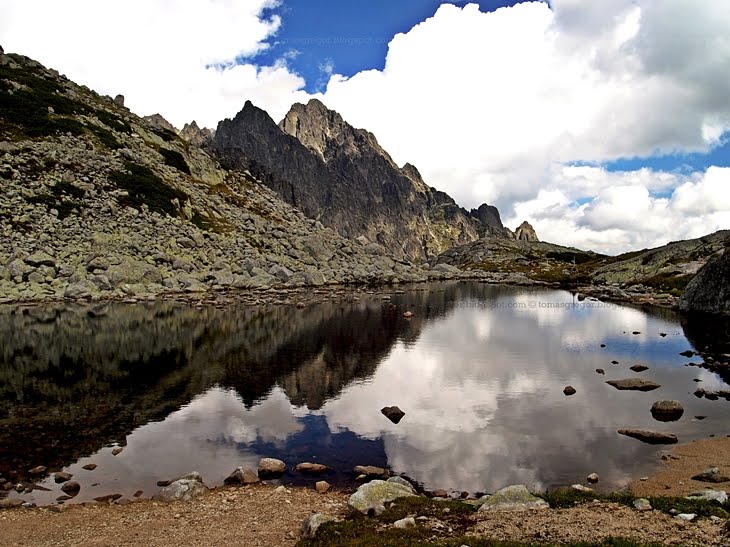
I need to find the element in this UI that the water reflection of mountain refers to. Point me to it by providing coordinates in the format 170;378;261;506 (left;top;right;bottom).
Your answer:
680;312;730;382
0;282;485;477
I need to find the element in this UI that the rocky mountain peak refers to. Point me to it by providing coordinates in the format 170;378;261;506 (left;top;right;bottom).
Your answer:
180;120;213;148
143;113;177;133
279;99;394;166
515;221;539;242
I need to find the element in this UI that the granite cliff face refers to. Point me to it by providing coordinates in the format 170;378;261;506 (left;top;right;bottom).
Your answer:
679;248;730;314
213;99;511;261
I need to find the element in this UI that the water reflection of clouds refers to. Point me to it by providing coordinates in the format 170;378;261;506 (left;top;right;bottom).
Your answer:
314;293;711;492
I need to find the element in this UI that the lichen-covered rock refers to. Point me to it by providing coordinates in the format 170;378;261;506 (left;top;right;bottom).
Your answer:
477;485;549;512
347;480;416;514
258;458;286;478
301;513;335;539
152;478;207;502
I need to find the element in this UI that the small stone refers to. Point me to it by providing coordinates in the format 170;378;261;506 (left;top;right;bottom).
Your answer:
606;378;661;391
596;369;605;374
633;498;652;511
111;447;123;456
403;311;413;318
133;490;144;497
676;513;696;521
587;473;599;484
315;481;331;493
431;489;449;498
301;513;335;539
94;494;122;503
571;484;595;494
618;429;678;444
54;472;73;483
679;350;695;358
352;465;389;479
630;364;649;372
82;464;97;471
274;485;287;494
61;481;80;496
563;386;576;396
393;517;416;529
29;466;46;475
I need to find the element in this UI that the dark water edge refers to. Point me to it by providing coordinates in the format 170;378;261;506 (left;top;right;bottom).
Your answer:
0;281;729;506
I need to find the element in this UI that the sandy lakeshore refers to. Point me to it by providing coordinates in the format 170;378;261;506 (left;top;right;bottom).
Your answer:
1;437;730;546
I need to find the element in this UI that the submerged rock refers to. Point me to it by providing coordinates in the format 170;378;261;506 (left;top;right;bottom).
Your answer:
347;480;416;515
617;429;678;444
381;406;405;424
353;465;389;479
477;485;549;512
606;378;661;391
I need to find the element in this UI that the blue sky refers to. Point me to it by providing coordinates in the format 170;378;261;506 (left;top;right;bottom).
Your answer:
256;1;532;92
2;0;728;254
251;0;730;179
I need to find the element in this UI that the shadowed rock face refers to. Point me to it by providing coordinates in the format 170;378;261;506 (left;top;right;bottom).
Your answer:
213;99;511;260
679;250;730;315
515;221;539;242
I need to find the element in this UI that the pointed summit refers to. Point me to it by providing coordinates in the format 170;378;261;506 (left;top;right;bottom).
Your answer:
515;221;539;242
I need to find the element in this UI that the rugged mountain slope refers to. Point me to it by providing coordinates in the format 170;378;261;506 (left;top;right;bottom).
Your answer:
0;49;462;303
212;99;512;261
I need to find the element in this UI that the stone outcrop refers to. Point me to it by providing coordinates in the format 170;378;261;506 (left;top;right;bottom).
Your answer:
212;98;511;261
678;250;730;315
180;121;213;148
514;221;539;242
477;485;549;512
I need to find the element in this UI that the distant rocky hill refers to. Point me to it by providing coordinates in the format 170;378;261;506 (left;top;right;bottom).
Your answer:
0;48;469;304
212;99;513;261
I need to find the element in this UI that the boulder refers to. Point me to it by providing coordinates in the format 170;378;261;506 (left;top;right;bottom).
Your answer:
54;472;73;483
258;458;286;478
606;378;661;391
25;251;55;267
477;485;549;512
678;251;730;314
630;364;649;372
347;480;417;515
223;467;260;485
381;406;405;424
691;467;730;483
617;429;678;444
650;401;684;422
393;517;416;529
152;478;207;502
387;476;417;494
301;513;335;539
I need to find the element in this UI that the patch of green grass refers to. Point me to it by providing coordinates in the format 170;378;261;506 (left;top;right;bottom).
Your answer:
0;63;91;138
109;161;187;217
636;273;695;295
159;147;191;174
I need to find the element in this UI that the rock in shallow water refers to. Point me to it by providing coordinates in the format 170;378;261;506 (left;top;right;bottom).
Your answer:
224;467;260;485
563;386;576;396
650;400;684;422
477;485;549;512
617;429;678;444
381;406;405;424
258;458;286;478
606;378;661;391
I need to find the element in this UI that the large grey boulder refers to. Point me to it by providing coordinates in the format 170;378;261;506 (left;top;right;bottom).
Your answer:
477;485;549;512
347;480;417;514
678;251;730;314
301;513;335;539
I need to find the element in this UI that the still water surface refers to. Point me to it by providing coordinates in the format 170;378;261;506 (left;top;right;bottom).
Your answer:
1;282;729;505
